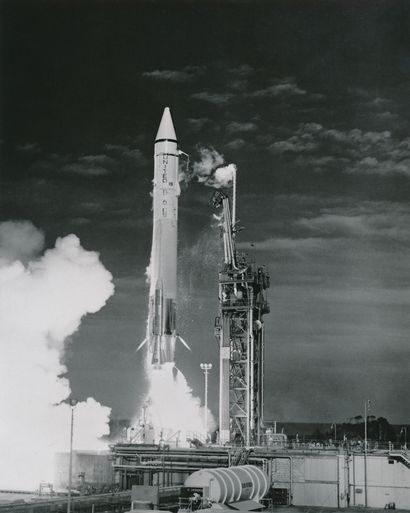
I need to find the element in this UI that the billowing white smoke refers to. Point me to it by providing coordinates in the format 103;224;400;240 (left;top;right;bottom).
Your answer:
189;146;236;189
215;164;237;188
0;221;114;489
144;362;215;443
192;147;224;183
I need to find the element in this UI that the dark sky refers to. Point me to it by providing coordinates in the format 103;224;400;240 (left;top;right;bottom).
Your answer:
1;0;410;424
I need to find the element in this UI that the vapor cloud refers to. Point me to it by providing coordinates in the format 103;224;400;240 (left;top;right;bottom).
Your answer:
0;221;114;488
0;221;45;265
188;146;236;189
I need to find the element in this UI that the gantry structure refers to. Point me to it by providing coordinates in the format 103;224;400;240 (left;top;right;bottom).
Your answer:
213;191;270;446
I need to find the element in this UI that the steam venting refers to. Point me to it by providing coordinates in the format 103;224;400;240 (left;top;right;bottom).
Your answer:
0;221;114;489
190;146;237;190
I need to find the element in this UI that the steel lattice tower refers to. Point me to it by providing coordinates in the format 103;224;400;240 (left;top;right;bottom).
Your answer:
213;192;270;446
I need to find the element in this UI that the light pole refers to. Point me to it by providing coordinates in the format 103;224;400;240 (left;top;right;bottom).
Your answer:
401;427;407;450
200;363;212;441
364;399;371;508
331;423;337;443
68;399;77;513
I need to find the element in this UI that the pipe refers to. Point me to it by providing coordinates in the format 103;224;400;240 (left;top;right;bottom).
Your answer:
245;284;251;447
249;290;255;439
352;452;356;506
67;404;75;513
336;454;340;508
232;167;237;231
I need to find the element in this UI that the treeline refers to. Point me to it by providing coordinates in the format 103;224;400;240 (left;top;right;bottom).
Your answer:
309;416;400;443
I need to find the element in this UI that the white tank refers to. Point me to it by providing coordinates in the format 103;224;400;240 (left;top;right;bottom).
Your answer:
184;465;269;504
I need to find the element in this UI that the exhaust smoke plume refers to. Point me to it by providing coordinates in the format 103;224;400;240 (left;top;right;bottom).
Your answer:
144;362;216;443
141;253;216;443
185;146;236;189
0;221;114;489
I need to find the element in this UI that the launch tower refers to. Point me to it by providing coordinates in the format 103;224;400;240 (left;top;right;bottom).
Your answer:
213;191;270;447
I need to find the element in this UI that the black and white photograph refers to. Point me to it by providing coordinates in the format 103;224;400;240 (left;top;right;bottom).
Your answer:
1;0;410;511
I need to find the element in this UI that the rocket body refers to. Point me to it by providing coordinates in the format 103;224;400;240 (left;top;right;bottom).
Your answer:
148;108;180;367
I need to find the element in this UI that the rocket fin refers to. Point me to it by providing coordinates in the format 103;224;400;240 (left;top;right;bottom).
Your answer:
136;338;148;351
177;335;191;351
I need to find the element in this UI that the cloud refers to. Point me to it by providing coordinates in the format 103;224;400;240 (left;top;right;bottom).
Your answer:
313;285;410;307
30;144;148;179
249;78;307;98
78;154;114;166
142;70;192;82
61;162;110;176
236;199;410;268
60;154;115;176
71;217;92;226
186;118;209;131
297;214;369;239
191;91;235;105
17;142;40;153
229;64;254;76
376;111;397;121
104;144;148;165
121;148;147;164
226;121;257;133
225;138;246;150
142;65;205;82
270;122;410;177
346;157;410;177
270;137;318;154
228;79;250;92
294;202;410;244
189;77;317;108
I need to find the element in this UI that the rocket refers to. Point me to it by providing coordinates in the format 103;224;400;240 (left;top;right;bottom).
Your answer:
138;107;190;367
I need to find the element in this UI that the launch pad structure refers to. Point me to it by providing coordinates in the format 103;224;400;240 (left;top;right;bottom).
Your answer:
213;190;270;447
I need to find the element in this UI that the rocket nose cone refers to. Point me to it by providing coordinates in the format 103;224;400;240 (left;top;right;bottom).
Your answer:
155;107;177;142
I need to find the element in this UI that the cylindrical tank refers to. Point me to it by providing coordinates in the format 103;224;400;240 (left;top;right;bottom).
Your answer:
184;465;269;504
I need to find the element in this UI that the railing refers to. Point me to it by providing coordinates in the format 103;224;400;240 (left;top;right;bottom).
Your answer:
260;498;274;511
0;491;131;513
186;431;206;446
389;449;410;469
178;497;211;512
253;440;409;452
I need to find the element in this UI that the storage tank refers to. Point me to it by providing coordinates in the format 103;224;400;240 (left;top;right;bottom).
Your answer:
184;465;269;504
